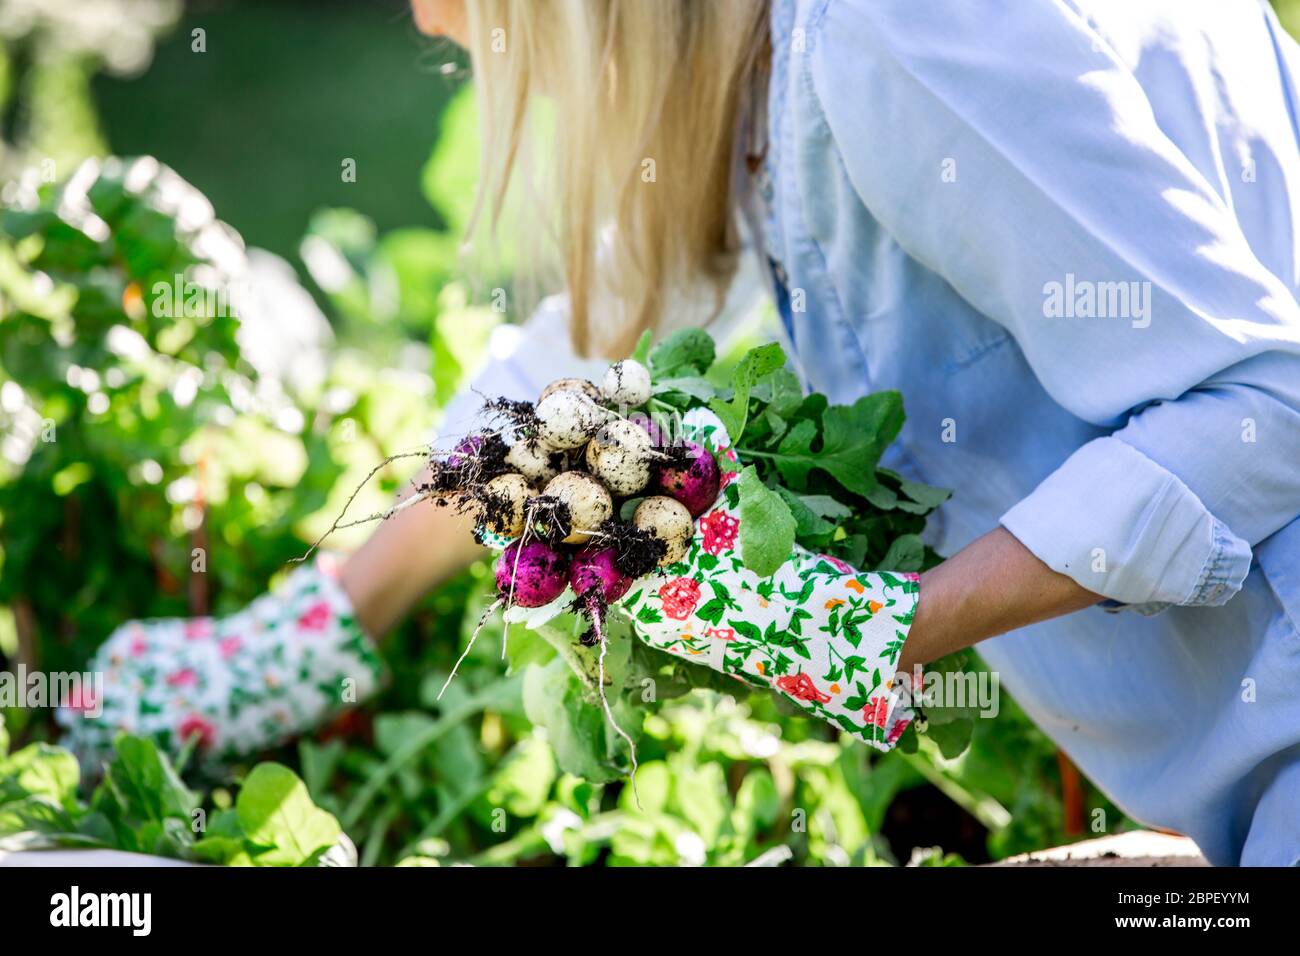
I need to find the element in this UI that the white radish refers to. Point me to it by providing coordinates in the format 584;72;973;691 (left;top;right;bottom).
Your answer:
535;389;605;450
479;473;536;537
540;377;601;403
601;359;651;407
633;495;694;565
505;439;562;485
585;418;654;496
542;471;613;544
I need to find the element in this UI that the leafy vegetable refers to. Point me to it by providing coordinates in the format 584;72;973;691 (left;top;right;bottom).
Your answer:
233;763;342;866
736;467;797;577
649;327;716;378
643;332;946;580
707;342;786;441
771;393;905;497
0;735;342;865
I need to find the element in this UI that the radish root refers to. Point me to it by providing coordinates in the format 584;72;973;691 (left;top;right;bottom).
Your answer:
438;598;503;701
589;600;640;809
290;450;431;563
501;508;537;661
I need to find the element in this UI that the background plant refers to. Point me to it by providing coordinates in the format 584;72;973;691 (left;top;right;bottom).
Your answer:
11;0;1278;865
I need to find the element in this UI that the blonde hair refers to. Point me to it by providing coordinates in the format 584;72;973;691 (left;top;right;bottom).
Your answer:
463;0;769;358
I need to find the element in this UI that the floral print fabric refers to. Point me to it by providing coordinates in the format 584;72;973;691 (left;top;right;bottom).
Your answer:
621;409;921;751
57;556;384;768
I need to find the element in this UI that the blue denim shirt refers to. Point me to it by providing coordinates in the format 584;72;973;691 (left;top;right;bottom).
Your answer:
751;0;1300;865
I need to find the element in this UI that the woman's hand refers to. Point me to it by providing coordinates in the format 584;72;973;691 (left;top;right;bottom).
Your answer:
612;410;922;750
623;521;921;751
59;557;384;767
611;408;1101;748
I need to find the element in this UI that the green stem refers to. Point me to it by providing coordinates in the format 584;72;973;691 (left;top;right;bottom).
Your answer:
340;692;493;830
469;827;550;866
361;802;398;868
899;749;1012;832
396;778;492;861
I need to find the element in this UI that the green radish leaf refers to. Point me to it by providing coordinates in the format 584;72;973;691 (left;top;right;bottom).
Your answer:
522;657;637;783
649;328;715;378
915;653;985;726
761;407;789;442
736;466;796;578
775;487;835;542
880;533;926;571
651;375;717;403
895;721;921;754
191;810;253;865
773;419;818;488
796;494;854;520
488;735;557;819
708;342;786;441
770;392;905;497
881;468;953;510
632;328;654;366
236;763;341;866
864;483;901;510
750;368;804;417
925;718;975;760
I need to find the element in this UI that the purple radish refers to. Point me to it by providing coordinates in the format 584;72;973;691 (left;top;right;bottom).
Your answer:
447;434;484;470
655;440;721;516
570;547;633;604
496;540;570;607
570;547;631;651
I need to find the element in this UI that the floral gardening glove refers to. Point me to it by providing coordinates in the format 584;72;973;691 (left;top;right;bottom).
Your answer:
620;410;921;751
56;556;384;769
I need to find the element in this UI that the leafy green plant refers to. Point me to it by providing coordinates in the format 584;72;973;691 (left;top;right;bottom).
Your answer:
0;731;342;865
644;328;947;578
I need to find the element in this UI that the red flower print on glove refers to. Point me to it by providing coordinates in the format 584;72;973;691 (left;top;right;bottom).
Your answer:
184;619;213;641
178;714;216;750
704;626;735;642
887;718;911;744
863;696;889;728
776;672;833;704
700;510;740;555
297;600;333;632
165;668;197;688
658;577;702;620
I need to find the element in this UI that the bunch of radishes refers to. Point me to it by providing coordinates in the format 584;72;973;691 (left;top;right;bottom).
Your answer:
423;359;722;648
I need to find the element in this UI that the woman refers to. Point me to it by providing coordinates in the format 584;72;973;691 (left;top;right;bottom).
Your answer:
68;0;1300;866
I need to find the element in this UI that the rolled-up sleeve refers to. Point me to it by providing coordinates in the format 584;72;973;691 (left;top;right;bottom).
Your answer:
999;438;1252;605
808;0;1300;606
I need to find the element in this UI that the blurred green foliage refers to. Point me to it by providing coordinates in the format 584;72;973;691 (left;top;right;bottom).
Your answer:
0;0;1142;866
93;0;462;262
